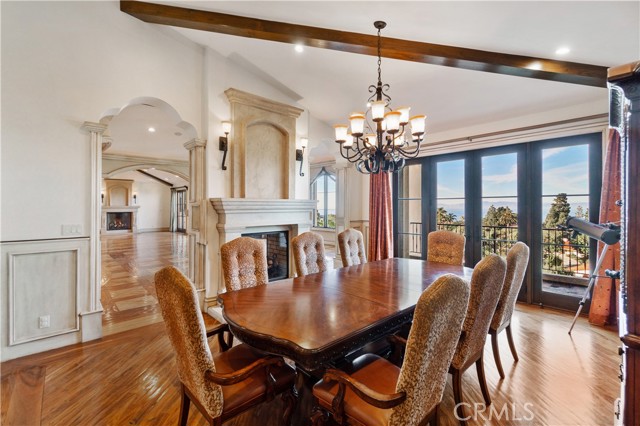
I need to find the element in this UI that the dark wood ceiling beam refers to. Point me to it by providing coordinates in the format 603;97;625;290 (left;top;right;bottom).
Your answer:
121;0;607;88
137;169;174;187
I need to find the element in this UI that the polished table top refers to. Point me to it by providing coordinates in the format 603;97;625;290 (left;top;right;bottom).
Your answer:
218;258;473;371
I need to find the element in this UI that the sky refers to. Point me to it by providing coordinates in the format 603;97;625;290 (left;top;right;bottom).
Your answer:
435;144;590;221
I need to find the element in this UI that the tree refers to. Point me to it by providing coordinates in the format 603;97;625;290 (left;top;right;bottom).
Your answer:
483;205;499;226
544;193;571;228
437;207;456;224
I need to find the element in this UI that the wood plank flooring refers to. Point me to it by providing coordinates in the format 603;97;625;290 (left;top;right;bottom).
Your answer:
2;233;622;425
101;232;188;335
1;303;621;426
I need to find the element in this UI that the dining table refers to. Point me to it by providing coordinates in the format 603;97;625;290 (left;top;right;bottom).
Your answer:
217;257;473;373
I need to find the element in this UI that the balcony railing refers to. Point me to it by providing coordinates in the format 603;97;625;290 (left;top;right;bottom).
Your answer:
401;222;590;278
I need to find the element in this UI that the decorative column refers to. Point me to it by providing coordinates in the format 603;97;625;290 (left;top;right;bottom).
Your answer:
81;121;107;341
334;162;350;266
184;138;207;308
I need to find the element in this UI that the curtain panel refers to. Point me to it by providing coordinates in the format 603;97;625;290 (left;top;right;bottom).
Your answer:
589;129;621;326
368;172;393;261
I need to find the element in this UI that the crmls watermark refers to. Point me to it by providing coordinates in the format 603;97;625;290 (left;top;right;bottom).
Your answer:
454;402;535;422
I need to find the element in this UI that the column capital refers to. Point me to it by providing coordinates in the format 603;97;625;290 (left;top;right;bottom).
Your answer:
184;138;207;150
82;121;108;134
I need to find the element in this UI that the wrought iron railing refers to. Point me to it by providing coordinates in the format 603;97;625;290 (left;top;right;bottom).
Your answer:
404;222;590;277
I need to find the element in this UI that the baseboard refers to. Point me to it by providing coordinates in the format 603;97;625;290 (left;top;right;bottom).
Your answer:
137;227;170;233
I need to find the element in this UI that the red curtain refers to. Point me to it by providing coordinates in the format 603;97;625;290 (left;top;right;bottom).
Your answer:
589;129;621;326
368;172;393;261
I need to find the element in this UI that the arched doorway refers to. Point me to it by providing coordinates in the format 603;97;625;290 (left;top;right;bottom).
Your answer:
87;96;204;335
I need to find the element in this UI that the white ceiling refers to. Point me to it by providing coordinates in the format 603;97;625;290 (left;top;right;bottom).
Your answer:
111;1;639;161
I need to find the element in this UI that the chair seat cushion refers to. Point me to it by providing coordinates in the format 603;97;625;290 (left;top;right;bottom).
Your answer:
214;344;295;415
313;354;400;426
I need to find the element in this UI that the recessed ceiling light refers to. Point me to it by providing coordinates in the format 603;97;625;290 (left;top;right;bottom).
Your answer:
148;127;156;133
174;131;182;136
527;61;542;71
294;44;304;53
555;46;570;55
164;178;169;181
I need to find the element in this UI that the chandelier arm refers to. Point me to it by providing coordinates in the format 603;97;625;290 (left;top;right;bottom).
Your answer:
395;141;423;158
339;145;363;162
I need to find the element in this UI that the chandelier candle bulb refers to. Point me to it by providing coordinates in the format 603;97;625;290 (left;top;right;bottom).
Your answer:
343;133;354;148
334;125;348;142
371;100;386;121
410;115;426;136
384;111;401;133
349;113;366;136
397;107;411;124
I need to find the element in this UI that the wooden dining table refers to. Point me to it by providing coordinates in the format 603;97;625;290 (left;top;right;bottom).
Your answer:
217;257;473;372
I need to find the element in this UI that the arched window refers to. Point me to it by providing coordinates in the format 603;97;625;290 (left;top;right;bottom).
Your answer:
311;167;336;229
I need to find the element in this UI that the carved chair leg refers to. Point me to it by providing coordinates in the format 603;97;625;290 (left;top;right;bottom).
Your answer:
506;324;519;362
491;331;505;379
452;369;465;424
311;405;331;426
179;385;191;426
281;388;297;426
475;355;492;406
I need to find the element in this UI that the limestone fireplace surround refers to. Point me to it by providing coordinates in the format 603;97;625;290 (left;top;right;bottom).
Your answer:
206;198;316;320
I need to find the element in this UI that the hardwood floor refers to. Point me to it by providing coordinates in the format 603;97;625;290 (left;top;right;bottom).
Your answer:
1;303;621;426
101;232;188;335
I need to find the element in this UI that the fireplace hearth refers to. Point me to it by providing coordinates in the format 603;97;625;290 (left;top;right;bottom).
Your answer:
243;231;289;281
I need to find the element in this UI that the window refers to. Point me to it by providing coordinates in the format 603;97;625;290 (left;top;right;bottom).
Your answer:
311;167;336;229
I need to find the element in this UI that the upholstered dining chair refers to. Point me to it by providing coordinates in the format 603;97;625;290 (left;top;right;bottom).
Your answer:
489;242;530;379
291;231;328;276
310;274;470;426
427;230;466;265
338;228;367;267
450;254;506;423
154;266;296;426
220;237;269;292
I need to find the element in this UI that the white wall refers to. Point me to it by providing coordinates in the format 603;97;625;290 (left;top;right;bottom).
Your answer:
1;1;203;241
133;182;172;232
1;1;203;360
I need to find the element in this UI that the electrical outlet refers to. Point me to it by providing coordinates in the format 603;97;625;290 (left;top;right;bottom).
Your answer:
62;224;82;236
39;315;50;329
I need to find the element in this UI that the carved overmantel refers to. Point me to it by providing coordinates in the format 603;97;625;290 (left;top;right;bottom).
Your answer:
225;88;304;199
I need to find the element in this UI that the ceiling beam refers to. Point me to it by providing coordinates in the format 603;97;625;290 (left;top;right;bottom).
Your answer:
137;169;174;187
121;0;607;88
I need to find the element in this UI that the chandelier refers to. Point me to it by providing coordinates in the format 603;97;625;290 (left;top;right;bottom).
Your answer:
334;21;426;174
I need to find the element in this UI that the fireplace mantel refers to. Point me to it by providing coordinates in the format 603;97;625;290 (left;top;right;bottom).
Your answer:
211;198;316;232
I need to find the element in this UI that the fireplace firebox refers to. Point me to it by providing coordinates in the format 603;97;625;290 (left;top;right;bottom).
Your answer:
243;231;289;281
107;212;132;231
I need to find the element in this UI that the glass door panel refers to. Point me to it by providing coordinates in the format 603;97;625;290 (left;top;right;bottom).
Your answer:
397;164;422;258
436;159;465;236
540;144;591;298
481;153;519;258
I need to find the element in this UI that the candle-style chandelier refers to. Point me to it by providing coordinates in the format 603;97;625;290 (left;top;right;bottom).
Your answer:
334;21;426;174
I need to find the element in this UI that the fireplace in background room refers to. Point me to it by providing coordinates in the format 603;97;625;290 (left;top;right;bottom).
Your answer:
243;231;289;281
107;212;132;231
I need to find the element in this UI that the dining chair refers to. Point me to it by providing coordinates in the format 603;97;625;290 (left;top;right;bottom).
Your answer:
220;237;269;291
489;242;530;379
291;231;328;276
338;228;367;267
311;274;470;426
427;230;466;265
449;254;506;423
154;266;296;426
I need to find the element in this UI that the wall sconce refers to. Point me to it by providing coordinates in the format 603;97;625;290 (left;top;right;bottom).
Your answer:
133;194;137;204
101;193;104;204
219;121;231;171
296;137;308;177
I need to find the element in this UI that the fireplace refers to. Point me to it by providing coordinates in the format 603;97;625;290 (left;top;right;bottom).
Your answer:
107;212;132;231
243;231;289;281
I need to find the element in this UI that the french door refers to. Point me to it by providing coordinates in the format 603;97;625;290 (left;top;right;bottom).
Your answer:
394;133;601;310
